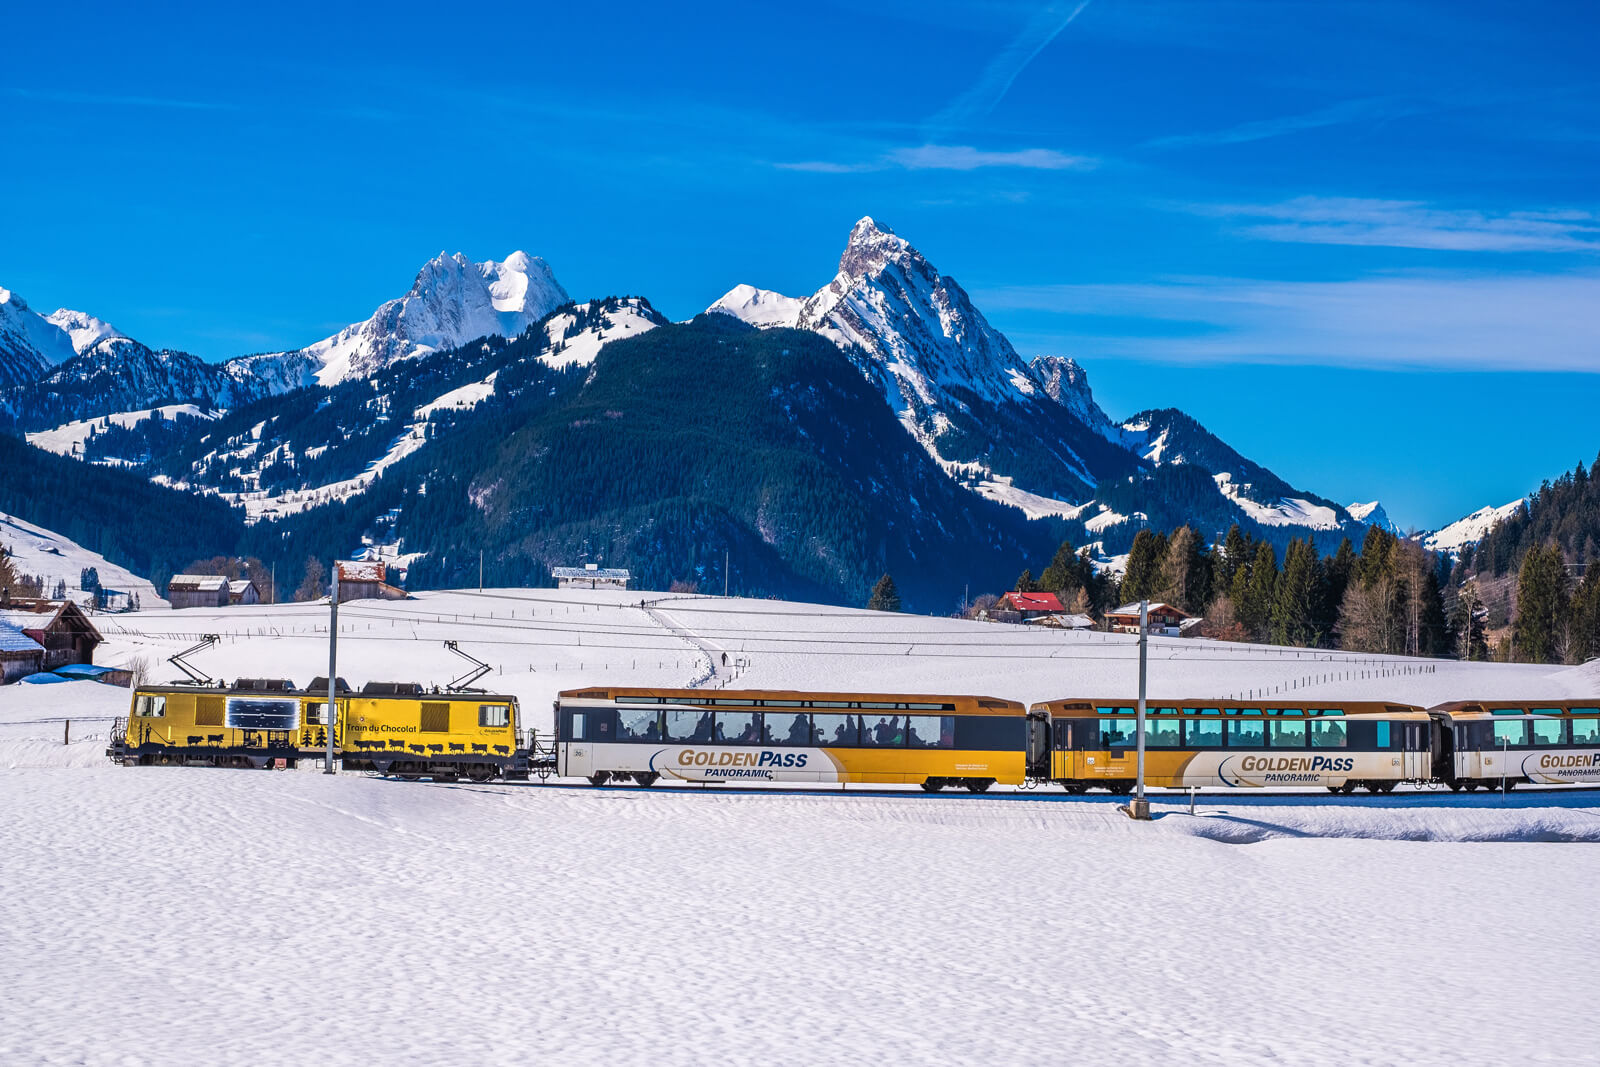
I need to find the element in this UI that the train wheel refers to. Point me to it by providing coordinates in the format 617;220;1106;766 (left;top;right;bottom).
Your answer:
1364;781;1383;794
1380;781;1397;794
1463;781;1478;791
921;778;944;792
1448;781;1462;792
635;772;659;788
588;772;611;787
965;778;993;793
1340;781;1357;795
1110;781;1133;795
467;766;496;783
1504;780;1517;792
396;773;422;782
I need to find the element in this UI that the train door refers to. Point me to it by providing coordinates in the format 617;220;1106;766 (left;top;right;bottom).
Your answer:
560;708;594;778
1401;720;1429;781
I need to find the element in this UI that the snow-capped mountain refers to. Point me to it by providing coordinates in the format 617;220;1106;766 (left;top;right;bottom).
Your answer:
1422;500;1525;555
1347;501;1402;535
0;287;95;388
707;284;803;328
253;251;570;388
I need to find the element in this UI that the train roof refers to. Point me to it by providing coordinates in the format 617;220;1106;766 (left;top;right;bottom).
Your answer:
558;687;1025;715
1030;698;1429;718
134;682;520;702
1430;700;1600;718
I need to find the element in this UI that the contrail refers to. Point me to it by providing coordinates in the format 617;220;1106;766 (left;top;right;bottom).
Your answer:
927;0;1094;134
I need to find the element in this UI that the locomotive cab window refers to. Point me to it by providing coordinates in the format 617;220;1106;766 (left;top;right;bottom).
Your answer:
479;704;511;728
305;701;331;726
135;694;167;718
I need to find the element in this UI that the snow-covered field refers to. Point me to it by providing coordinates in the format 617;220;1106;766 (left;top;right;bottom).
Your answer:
3;588;1597;1065
0;511;170;607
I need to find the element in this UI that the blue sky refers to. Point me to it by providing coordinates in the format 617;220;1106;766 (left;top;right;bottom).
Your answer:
2;0;1596;531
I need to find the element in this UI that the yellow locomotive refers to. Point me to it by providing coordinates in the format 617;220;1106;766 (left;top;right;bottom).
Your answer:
110;677;527;782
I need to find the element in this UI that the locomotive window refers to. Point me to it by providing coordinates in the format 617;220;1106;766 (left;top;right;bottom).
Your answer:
1492;720;1529;747
763;711;813;746
1228;720;1264;748
1572;718;1600;745
479;704;510;728
906;715;952;748
665;710;712;742
135;694;166;717
1185;719;1223;747
1531;720;1566;746
305;701;330;726
617;708;660;742
1308;720;1347;748
812;714;857;746
1147;719;1181;747
715;711;760;743
1269;720;1307;748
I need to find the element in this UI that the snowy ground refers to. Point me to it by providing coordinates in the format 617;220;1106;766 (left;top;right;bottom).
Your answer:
0;511;170;607
3;588;1597;1065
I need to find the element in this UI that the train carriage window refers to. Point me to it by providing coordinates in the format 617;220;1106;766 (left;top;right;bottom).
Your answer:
565;712;587;741
954;716;1019;750
906;715;952;748
1100;719;1137;749
1227;720;1264;747
763;711;812;745
907;703;956;711
479;704;511;728
1308;720;1347;748
1572;718;1600;745
1147;719;1181;747
617;708;661;742
862;714;906;746
811;701;852;709
615;695;663;703
1376;722;1391;748
135;694;166;718
715;711;760;743
1492;720;1530;747
812;714;857;746
1531;719;1566;746
762;699;806;707
1225;707;1262;716
1269;720;1307;748
1185;718;1223;747
1573;707;1600;717
664;710;712;742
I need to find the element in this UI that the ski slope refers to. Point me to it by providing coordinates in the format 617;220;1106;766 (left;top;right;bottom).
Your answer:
2;588;1597;1066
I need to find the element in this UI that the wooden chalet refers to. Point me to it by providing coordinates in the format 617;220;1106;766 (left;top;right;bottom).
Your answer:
0;599;103;675
335;560;408;602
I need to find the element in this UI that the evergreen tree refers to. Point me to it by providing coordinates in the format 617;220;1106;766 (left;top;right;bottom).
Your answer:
1513;543;1569;664
1239;541;1279;640
1038;539;1082;600
1013;569;1040;594
1568;567;1600;664
1121;530;1166;603
1270;539;1317;647
867;573;902;612
1450;581;1490;661
1219;524;1251;589
1160;525;1208;614
0;544;18;595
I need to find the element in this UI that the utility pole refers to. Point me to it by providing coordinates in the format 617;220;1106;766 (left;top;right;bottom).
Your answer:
1126;599;1151;820
479;550;484;593
325;564;339;775
724;549;729;598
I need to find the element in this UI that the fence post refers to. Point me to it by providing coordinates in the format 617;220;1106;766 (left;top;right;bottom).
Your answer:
64;719;71;746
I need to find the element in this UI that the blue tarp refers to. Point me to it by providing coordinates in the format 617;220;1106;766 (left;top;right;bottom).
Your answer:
19;672;72;684
53;663;114;679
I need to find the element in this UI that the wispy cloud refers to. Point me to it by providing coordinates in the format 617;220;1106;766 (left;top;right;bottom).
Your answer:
1145;97;1420;150
974;271;1600;372
777;143;1094;174
926;1;1095;134
1192;196;1600;252
7;86;237;112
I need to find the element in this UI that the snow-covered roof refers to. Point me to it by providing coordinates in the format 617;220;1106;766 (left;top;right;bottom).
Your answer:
228;580;254;594
1108;602;1188;618
336;561;387;583
0;622;44;653
168;574;228;592
552;567;631;580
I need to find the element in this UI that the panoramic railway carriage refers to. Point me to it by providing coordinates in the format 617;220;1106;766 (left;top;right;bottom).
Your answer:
111;679;526;781
554;687;1034;790
1430;701;1600;790
1032;698;1432;793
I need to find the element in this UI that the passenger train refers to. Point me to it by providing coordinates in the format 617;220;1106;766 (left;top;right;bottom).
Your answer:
108;679;1600;795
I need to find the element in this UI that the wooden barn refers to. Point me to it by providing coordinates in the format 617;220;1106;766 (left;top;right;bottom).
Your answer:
167;574;229;609
335;561;408;602
0;621;45;684
0;600;103;674
228;579;261;606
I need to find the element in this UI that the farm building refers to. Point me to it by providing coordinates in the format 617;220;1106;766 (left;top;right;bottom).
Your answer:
0;621;45;684
985;591;1064;624
335;561;408;602
553;564;631;590
228;579;261;606
1105;602;1199;637
0;600;102;675
167;574;229;609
